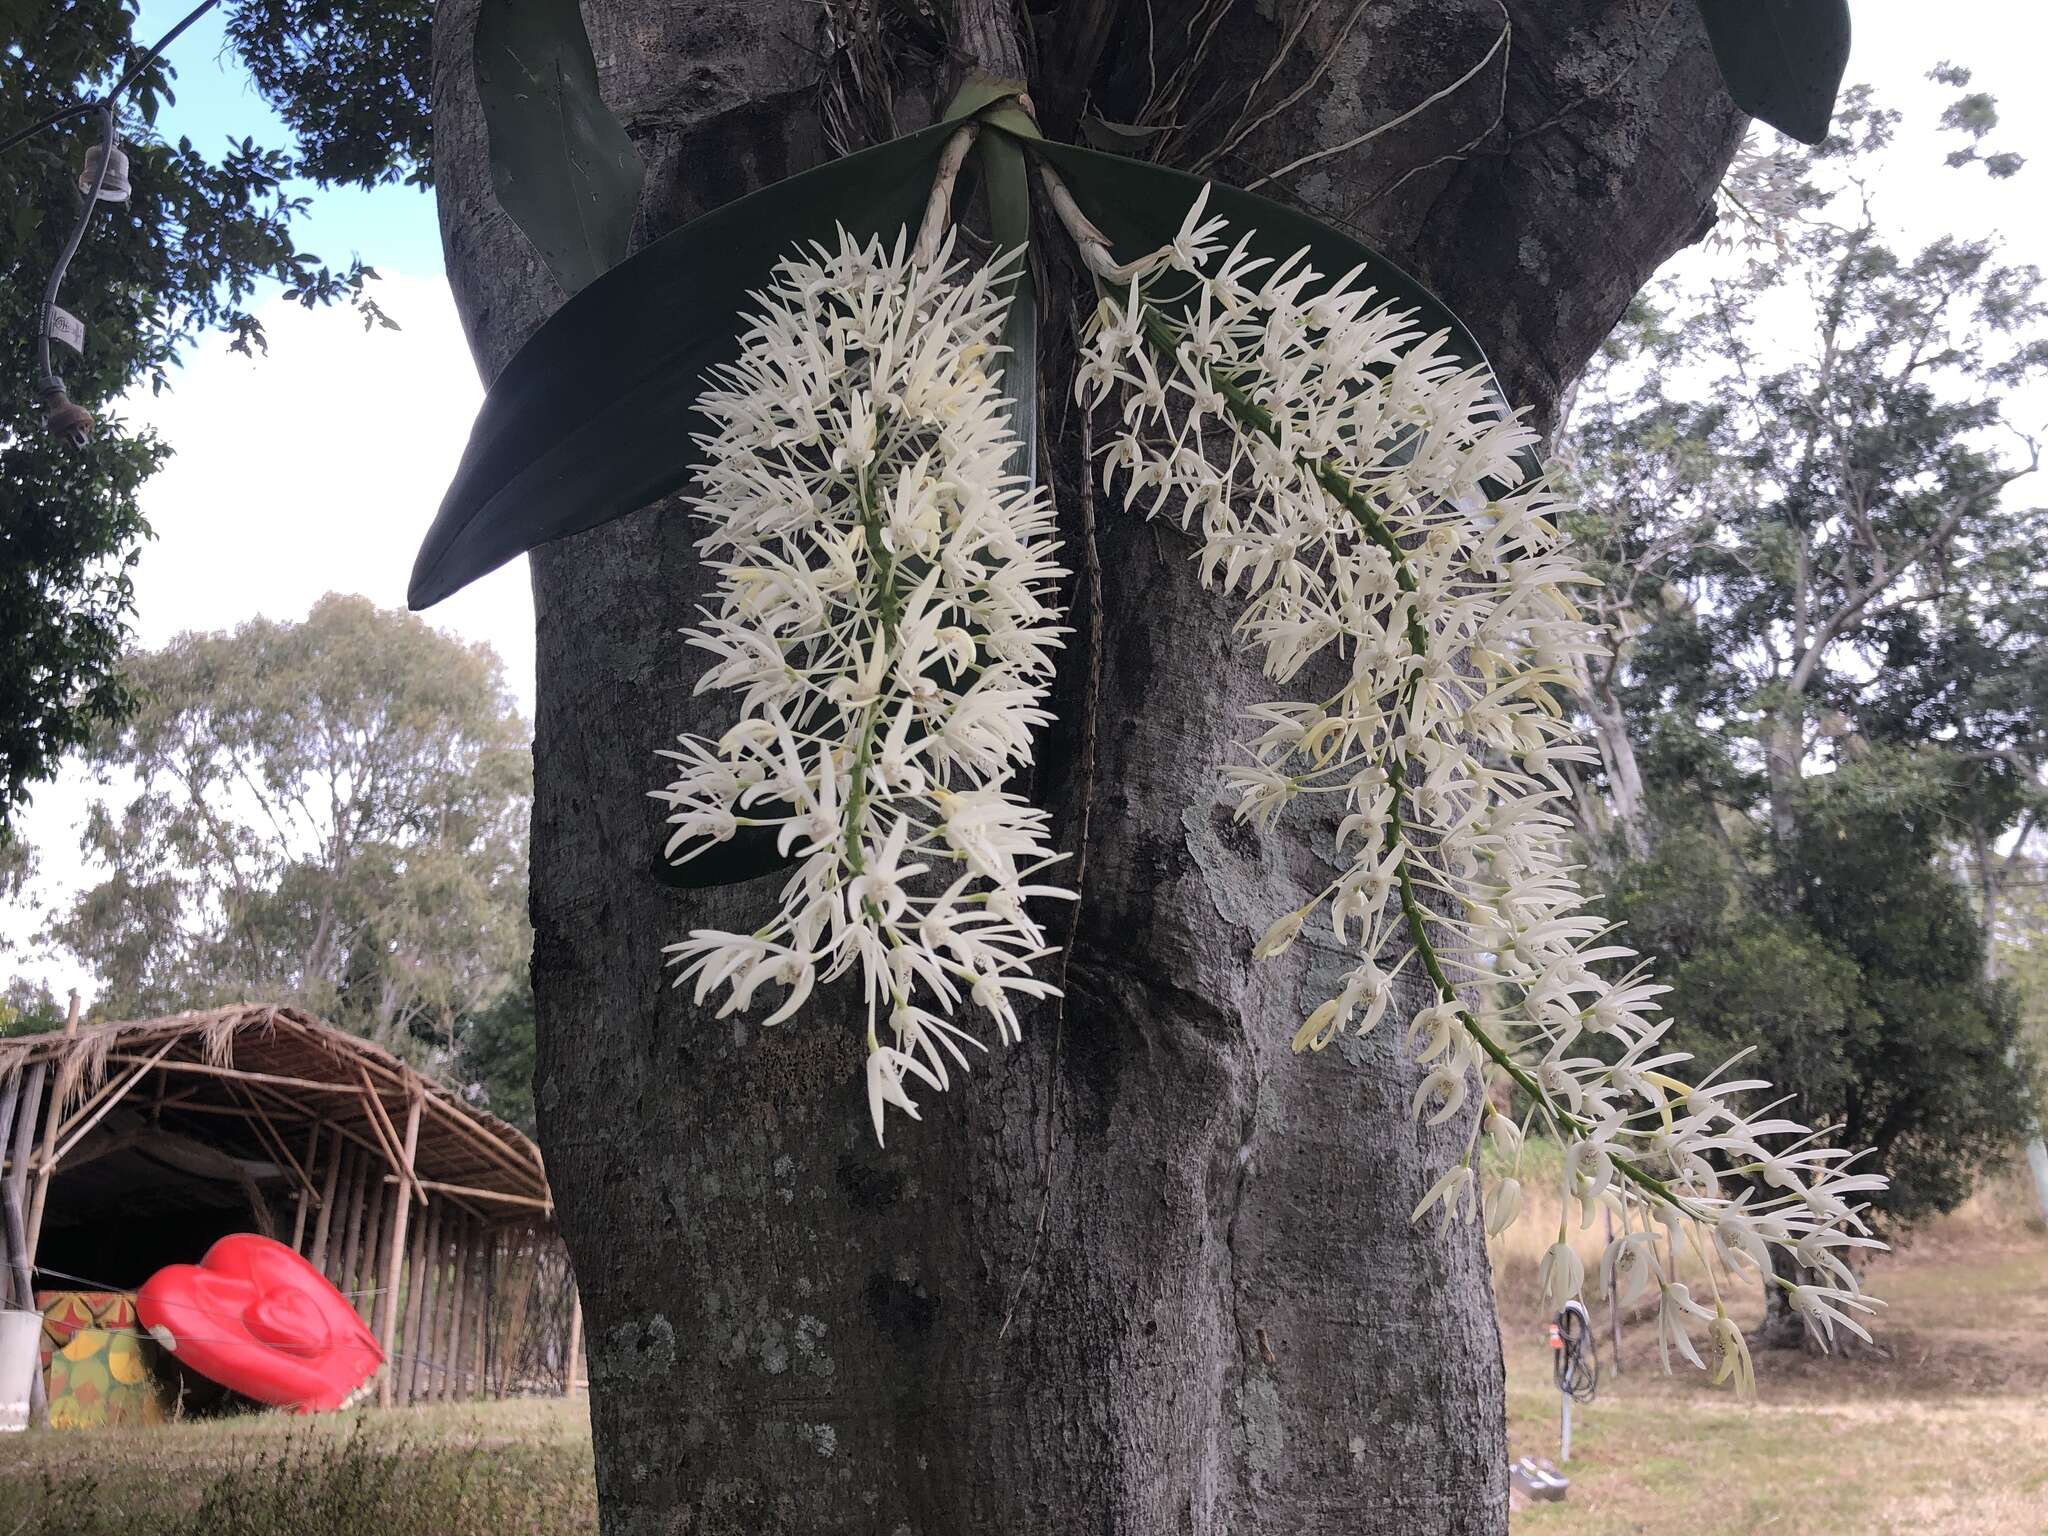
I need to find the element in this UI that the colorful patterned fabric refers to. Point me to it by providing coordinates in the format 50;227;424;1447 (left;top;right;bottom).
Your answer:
34;1291;169;1428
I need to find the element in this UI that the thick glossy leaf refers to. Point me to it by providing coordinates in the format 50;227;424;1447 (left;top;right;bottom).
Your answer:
653;819;793;891
475;0;645;294
409;119;959;611
1695;0;1851;146
1015;134;1538;482
979;127;1036;483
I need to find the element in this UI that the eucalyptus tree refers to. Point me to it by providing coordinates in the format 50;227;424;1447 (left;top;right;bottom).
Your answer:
51;593;531;1065
1567;83;2045;861
414;3;1859;1530
1565;82;2048;1252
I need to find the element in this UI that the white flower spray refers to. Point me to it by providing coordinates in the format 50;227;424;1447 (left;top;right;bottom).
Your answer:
655;228;1073;1144
1049;180;1886;1374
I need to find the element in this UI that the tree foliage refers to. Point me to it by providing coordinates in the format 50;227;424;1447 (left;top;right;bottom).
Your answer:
1568;84;2044;1237
0;0;412;839
51;595;531;1086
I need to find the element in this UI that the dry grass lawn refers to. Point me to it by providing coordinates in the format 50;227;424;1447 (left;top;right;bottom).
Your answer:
1500;1177;2048;1536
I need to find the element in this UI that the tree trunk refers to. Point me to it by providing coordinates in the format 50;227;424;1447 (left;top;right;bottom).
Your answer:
431;2;1743;1529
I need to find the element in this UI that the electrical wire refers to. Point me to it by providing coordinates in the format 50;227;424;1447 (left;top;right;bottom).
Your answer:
3;0;223;438
37;104;115;392
1553;1301;1598;1405
0;0;222;157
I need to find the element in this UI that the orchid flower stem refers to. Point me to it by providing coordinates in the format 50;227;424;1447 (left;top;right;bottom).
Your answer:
1127;297;1703;1225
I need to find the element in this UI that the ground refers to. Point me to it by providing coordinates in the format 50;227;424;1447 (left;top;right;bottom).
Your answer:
0;1198;2040;1534
1500;1183;2048;1536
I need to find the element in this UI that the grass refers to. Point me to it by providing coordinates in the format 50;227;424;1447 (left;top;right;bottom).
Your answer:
0;1176;2040;1533
1500;1171;2048;1535
0;1398;597;1535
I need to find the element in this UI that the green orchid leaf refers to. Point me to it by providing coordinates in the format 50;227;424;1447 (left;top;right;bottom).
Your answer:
978;127;1036;484
652;818;794;891
1695;0;1852;146
474;0;645;294
410;119;960;611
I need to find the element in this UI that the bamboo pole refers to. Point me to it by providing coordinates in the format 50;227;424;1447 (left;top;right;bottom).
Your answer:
404;1199;441;1405
386;1177;553;1212
334;1143;365;1300
48;1035;181;1168
420;1219;443;1404
309;1125;342;1271
477;1236;497;1400
0;1066;43;1425
445;1217;470;1402
0;1072;19;1302
397;1201;428;1406
499;1226;537;1396
6;1063;42;1225
353;1055;541;1192
356;1180;389;1328
357;1071;425;1208
99;1056;360;1097
564;1289;583;1397
471;1228;492;1399
430;1216;458;1403
289;1118;321;1251
375;1092;422;1408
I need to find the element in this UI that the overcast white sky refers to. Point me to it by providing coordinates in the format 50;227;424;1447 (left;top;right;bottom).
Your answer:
7;4;2048;1003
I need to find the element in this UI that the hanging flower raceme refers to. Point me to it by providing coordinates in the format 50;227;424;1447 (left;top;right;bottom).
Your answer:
655;229;1073;1144
1057;184;1886;1375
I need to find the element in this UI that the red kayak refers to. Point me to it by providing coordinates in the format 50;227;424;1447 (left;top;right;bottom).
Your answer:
137;1233;382;1412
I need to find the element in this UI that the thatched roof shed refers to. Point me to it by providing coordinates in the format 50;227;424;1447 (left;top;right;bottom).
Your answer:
0;1005;580;1411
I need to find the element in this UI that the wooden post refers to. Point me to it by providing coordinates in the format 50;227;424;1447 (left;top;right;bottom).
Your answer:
0;1070;45;1431
23;1006;79;1265
374;1092;422;1408
22;1053;67;1267
432;1220;459;1403
357;1181;389;1328
5;1063;41;1243
445;1217;470;1401
395;1201;424;1406
500;1226;537;1396
471;1227;493;1399
403;1199;441;1405
309;1126;342;1271
439;1222;464;1403
564;1288;583;1397
334;1144;365;1300
0;1069;20;1300
481;1229;500;1397
288;1118;321;1252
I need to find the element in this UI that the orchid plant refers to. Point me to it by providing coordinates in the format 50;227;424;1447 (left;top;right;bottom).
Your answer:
650;159;1886;1382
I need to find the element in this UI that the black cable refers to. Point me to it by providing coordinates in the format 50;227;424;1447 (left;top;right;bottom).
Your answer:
5;0;222;443
1553;1301;1598;1405
0;101;100;159
38;104;115;391
106;0;222;106
0;0;221;157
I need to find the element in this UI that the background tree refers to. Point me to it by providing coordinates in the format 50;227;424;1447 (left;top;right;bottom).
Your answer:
49;593;531;1086
1565;82;2047;1317
0;0;392;840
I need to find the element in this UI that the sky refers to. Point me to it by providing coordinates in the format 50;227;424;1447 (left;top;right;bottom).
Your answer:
7;2;2048;1002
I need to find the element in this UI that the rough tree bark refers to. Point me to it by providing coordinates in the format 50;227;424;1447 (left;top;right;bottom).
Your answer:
431;2;1743;1530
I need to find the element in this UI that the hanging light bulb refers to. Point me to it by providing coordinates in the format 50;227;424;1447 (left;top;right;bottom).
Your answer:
77;141;129;202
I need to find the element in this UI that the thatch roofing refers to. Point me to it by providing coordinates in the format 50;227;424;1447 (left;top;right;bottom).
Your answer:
0;1004;551;1220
